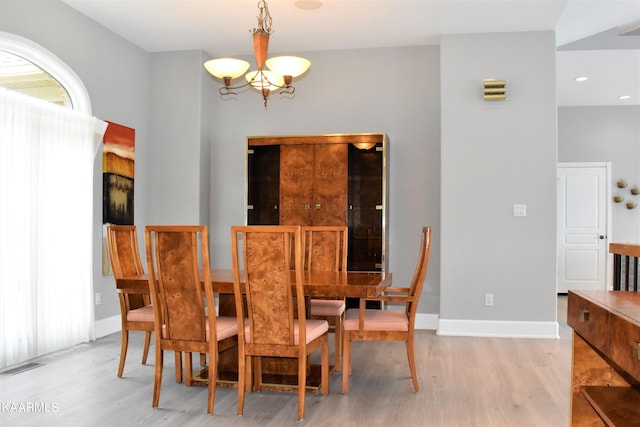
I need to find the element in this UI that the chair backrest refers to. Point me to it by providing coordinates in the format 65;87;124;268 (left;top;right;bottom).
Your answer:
302;225;348;272
407;226;432;321
107;225;147;309
107;225;145;278
145;225;215;344
231;225;306;347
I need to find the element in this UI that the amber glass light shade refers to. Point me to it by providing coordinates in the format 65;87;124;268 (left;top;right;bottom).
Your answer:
265;56;311;80
204;58;250;81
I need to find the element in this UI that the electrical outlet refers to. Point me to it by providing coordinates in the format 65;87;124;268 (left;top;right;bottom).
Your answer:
485;293;494;306
513;204;527;217
95;292;101;305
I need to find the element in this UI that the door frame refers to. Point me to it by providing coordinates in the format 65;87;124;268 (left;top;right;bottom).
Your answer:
557;162;612;292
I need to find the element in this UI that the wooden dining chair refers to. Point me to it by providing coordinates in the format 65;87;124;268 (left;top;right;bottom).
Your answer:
303;225;348;372
107;225;155;378
341;226;432;394
230;225;330;421
144;225;238;414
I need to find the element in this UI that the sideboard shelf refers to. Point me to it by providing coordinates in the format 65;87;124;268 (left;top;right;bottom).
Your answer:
581;386;640;427
568;290;640;426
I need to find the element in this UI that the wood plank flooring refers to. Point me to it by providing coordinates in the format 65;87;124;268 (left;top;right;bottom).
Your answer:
0;296;571;426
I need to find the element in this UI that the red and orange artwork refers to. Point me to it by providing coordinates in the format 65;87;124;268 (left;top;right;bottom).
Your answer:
102;121;135;274
103;121;135;225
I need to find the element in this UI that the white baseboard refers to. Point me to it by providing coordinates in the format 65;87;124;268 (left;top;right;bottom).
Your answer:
415;313;439;330
437;318;559;339
95;315;121;339
95;313;558;339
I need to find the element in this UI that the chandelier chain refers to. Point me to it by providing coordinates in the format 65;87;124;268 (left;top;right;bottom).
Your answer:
252;0;273;36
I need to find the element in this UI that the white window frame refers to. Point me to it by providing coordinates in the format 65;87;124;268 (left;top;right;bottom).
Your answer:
0;31;91;114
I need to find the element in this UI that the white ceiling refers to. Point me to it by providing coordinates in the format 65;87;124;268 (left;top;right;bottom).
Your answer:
61;0;640;106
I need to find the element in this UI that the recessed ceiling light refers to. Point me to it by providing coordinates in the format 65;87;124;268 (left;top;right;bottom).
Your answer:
574;76;588;82
295;0;322;10
618;95;631;100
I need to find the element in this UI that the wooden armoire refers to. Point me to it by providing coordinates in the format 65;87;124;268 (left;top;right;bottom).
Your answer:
246;133;388;273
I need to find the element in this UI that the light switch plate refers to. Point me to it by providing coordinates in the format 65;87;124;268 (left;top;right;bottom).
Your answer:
513;204;527;217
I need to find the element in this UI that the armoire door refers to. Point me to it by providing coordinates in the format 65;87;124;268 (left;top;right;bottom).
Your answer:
279;144;348;226
348;144;383;271
247;145;280;225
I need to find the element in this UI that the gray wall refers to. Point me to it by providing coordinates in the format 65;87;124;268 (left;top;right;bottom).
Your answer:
206;47;442;318
439;32;558;334
1;0;151;323
3;0;567;337
559;106;640;242
1;0;442;328
148;50;213;226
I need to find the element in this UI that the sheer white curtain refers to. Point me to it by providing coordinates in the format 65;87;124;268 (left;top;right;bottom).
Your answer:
0;88;107;368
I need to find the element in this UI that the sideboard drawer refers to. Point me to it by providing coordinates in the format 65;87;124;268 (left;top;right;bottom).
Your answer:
610;313;640;382
568;293;609;354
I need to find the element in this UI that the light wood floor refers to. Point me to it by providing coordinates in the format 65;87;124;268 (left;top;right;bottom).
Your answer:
0;296;571;426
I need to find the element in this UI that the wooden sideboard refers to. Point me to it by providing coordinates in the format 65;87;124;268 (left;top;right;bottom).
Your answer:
567;290;640;426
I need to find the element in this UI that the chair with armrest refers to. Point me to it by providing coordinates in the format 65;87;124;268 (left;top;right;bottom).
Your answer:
144;225;238;414
303;225;348;372
106;225;155;378
341;226;432;394
230;225;330;421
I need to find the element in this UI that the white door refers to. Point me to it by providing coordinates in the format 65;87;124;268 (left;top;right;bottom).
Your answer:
557;163;611;293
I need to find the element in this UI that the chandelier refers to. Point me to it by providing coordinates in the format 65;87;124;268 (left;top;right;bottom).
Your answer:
204;0;311;108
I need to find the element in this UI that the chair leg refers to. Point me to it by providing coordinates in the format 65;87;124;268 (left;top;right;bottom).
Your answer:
174;352;183;383
141;331;151;364
341;332;351;394
298;353;306;421
185;352;193;386
334;315;343;372
207;352;216;414
152;347;163;408
117;328;129;377
245;355;253;392
237;354;246;415
254;357;262;392
406;338;419;392
321;337;329;396
200;352;207;366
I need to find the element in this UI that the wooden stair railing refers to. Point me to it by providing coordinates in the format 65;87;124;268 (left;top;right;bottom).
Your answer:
609;242;640;291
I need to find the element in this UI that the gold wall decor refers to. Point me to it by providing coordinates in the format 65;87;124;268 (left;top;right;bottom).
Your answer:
483;79;507;101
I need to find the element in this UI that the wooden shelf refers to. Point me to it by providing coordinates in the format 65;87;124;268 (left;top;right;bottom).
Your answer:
582;386;640;427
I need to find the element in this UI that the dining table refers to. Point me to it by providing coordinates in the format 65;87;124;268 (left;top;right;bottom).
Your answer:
116;268;392;392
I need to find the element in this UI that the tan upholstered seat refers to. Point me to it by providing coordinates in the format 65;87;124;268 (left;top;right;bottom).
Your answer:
304;226;348;372
231;225;330;421
145;225;238;414
342;226;432;394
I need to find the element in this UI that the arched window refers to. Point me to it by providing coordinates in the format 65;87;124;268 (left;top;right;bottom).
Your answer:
0;31;91;113
0;32;105;368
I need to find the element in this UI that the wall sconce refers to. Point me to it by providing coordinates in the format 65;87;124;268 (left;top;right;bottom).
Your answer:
483;79;507;101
